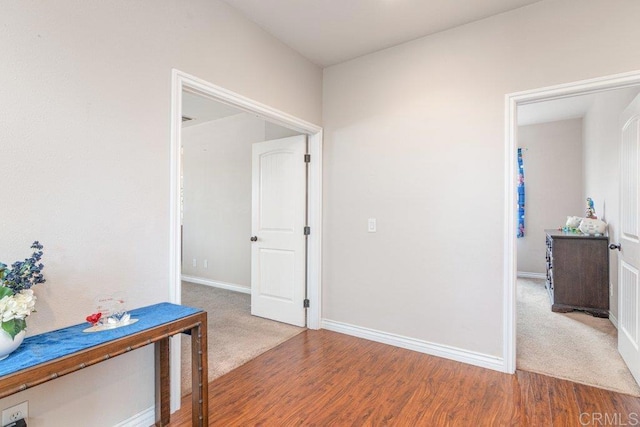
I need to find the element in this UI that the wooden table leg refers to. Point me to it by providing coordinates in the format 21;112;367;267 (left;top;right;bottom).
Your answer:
155;337;170;426
191;314;209;426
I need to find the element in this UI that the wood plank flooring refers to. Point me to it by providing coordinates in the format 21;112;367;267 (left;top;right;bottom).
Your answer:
168;330;640;426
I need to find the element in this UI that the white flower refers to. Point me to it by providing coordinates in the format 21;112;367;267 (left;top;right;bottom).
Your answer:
13;290;36;319
0;296;14;322
0;290;37;324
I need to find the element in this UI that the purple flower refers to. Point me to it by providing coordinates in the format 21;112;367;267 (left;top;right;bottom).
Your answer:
1;242;46;293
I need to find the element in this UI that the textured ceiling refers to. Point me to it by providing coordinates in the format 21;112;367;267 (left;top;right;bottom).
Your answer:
222;0;544;66
518;86;640;126
181;92;242;127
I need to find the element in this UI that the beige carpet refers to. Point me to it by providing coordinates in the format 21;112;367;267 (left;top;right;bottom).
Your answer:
181;282;304;395
517;277;640;396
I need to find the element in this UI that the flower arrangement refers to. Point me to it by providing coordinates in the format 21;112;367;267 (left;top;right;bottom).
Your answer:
0;242;45;339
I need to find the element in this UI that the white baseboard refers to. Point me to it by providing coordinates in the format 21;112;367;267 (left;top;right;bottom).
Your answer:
113;406;155;427
321;319;505;373
182;275;250;294
609;311;618;329
517;271;546;279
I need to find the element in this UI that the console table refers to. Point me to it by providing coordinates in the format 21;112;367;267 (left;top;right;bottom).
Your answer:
0;302;208;426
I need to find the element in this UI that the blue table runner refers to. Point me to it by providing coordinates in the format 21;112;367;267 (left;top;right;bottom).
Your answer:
0;302;202;377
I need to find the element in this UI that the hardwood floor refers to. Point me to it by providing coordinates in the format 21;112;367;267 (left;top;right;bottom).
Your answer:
168;330;640;426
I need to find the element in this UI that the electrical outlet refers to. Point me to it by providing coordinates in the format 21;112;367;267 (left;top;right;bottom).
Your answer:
203;259;208;268
192;258;197;267
610;283;614;297
2;401;28;425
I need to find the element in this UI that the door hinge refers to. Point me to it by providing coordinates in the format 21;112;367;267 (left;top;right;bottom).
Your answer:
304;154;311;163
303;299;310;308
304;226;311;235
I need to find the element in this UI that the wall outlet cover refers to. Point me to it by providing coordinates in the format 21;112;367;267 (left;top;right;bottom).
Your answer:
1;401;28;425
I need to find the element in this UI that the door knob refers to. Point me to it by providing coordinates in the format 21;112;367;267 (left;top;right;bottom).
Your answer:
250;236;258;242
609;243;621;251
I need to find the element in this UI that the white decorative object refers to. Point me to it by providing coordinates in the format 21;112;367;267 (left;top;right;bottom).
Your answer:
85;293;134;332
0;329;25;361
83;318;138;333
566;216;583;228
94;293;128;325
579;218;607;235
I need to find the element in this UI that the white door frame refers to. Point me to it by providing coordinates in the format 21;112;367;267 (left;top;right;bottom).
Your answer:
503;69;640;374
168;69;323;410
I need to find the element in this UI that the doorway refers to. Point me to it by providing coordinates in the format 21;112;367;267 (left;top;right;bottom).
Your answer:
504;70;640;382
513;89;640;395
169;69;323;410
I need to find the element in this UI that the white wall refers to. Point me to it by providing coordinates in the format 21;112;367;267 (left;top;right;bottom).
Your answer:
265;121;304;140
322;0;640;360
181;114;264;289
516;119;584;275
0;1;321;425
583;88;640;321
181;114;305;290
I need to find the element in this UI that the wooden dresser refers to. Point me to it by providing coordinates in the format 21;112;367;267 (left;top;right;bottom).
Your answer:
545;229;609;317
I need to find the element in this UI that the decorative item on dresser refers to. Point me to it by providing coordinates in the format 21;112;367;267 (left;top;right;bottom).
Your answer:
545;229;609;318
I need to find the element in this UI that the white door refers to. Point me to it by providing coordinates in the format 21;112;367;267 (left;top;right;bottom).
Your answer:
251;135;307;327
618;94;640;383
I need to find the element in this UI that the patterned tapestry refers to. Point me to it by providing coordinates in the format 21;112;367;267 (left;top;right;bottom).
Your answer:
517;148;525;238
